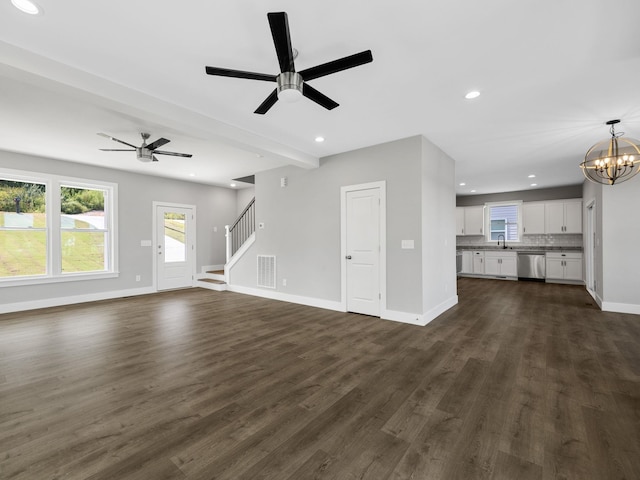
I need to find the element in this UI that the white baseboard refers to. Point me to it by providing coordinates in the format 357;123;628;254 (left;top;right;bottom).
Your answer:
423;295;459;325
381;310;426;326
226;284;344;313
601;301;640;316
0;286;156;314
226;286;459;327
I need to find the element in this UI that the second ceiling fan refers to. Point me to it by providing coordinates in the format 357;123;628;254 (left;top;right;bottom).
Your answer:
205;12;373;114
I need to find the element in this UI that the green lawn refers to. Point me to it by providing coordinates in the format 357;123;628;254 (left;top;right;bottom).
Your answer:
0;212;106;277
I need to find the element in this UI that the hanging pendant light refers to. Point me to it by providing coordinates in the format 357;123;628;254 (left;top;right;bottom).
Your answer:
581;119;640;185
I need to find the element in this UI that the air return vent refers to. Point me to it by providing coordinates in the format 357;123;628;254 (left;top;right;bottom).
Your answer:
257;255;276;289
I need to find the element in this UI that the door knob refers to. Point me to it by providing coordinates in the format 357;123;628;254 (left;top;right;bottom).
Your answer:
345;255;352;260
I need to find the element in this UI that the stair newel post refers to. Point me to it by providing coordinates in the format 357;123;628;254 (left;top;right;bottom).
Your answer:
225;225;231;264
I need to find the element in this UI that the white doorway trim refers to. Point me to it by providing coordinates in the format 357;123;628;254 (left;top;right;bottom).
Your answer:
340;181;386;316
152;201;197;291
585;199;596;300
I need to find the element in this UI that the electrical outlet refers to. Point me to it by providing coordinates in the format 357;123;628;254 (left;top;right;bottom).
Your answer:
282;278;287;287
136;275;141;282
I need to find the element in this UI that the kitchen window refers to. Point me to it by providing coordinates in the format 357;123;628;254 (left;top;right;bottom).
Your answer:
0;168;118;285
485;201;521;242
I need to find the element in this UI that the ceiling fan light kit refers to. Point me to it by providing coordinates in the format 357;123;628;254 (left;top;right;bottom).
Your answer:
581;119;640;185
205;12;373;114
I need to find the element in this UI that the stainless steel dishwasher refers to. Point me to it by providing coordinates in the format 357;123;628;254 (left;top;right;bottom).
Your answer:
517;252;546;280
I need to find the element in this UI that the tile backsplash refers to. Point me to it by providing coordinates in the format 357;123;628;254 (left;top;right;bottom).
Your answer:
456;234;582;248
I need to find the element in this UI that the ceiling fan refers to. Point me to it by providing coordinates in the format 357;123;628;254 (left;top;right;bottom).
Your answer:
205;11;373;114
97;132;192;162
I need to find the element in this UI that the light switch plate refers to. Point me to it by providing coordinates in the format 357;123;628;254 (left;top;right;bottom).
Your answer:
401;240;415;249
140;240;152;247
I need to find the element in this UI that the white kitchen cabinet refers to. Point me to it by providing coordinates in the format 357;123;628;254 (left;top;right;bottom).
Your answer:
484;251;517;277
461;251;473;273
455;207;465;235
456;206;484;236
472;250;485;274
546;252;583;282
464;206;485;236
545;200;582;234
522;202;545;235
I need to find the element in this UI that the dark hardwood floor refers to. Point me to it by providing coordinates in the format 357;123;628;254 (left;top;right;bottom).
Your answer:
1;278;639;479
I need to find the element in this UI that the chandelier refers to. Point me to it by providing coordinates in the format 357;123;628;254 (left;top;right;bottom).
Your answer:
581;119;640;185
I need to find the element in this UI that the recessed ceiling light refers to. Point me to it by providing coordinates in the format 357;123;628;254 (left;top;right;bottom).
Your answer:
528;174;536;178
530;183;538;187
315;136;325;143
189;173;195;177
230;183;237;188
471;190;477;193
459;182;466;186
11;0;40;15
465;91;480;100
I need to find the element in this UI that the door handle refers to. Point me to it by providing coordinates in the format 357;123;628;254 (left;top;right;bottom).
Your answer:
345;255;352;260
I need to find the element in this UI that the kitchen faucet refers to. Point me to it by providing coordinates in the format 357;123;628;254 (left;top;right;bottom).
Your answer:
497;234;507;249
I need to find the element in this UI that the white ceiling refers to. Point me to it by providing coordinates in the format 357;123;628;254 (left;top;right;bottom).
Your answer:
1;0;640;194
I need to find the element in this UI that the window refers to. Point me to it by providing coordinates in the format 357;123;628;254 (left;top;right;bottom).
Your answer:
0;179;47;277
0;169;117;285
60;185;110;273
486;202;521;242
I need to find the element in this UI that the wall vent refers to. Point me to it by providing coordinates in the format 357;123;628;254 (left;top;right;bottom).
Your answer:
257;255;276;289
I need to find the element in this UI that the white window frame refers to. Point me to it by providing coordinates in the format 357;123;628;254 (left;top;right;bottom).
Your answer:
0;167;118;287
484;200;523;243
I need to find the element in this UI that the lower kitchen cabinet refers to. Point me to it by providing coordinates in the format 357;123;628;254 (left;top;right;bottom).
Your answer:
472;251;485;274
461;251;473;273
484;251;517;277
546;252;583;282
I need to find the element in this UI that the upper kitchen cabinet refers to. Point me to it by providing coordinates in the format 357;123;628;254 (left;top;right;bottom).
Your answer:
522;202;545;235
455;207;465;235
464;206;485;236
545;199;582;234
456;205;485;236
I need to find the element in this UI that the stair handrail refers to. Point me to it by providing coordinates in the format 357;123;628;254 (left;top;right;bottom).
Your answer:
225;197;255;262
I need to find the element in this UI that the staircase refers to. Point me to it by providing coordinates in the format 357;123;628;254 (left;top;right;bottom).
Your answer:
197;269;227;291
196;196;255;292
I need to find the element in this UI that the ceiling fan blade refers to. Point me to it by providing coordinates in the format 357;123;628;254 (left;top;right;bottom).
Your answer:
298;50;373;81
302;84;339;110
146;138;170;150
97;132;138;148
254;89;279;114
152;155;159;162
154;151;193;158
205;66;276;82
99;149;136;152
268;12;295;73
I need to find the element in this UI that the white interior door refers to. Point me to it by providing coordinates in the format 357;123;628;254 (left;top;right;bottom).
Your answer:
345;188;380;316
155;204;195;291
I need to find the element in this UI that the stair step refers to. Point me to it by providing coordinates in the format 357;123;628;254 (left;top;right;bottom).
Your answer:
197;277;227;292
206;270;224;275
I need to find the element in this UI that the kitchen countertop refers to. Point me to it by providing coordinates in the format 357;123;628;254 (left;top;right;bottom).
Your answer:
456;245;583;252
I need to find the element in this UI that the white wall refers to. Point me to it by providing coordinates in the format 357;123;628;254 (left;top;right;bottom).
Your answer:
421;136;457;321
582;179;603;304
228;135;458;324
601;180;640;314
0;150;237;310
236;186;255;217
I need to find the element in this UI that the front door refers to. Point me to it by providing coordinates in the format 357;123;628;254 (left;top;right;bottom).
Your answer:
345;188;380;316
155;204;195;290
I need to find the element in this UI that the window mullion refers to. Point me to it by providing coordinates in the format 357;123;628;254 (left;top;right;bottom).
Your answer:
50;179;62;276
